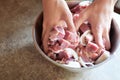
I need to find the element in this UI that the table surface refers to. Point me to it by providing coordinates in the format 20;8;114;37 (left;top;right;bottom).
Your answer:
0;0;120;80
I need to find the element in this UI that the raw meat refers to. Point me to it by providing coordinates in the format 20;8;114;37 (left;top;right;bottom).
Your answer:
42;1;110;68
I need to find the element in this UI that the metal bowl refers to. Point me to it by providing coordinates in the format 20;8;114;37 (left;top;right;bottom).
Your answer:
32;2;120;72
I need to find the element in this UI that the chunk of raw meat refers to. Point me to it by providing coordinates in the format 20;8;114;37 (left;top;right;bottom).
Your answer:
86;42;99;53
57;48;78;61
64;30;79;48
49;26;65;41
79;22;90;33
79;57;94;67
48;25;79;53
95;50;110;64
79;30;93;46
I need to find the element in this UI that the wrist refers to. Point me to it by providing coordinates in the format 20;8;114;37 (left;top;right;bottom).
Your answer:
93;0;117;9
92;0;117;14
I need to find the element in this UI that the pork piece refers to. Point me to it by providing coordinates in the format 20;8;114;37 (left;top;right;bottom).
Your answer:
48;26;79;53
79;22;91;33
48;48;78;64
79;57;94;67
49;26;65;42
48;39;71;53
79;30;93;46
47;25;79;61
47;51;56;60
78;47;93;62
90;53;99;61
57;48;78;61
64;30;79;48
77;46;94;67
95;50;110;64
86;42;99;53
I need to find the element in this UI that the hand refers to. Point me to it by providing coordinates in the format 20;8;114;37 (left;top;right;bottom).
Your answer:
74;0;117;50
42;0;76;53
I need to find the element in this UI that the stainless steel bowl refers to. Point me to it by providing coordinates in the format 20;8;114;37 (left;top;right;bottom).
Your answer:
32;2;120;72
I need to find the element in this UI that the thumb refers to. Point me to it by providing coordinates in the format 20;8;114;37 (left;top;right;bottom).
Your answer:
64;13;76;32
73;11;88;31
42;23;51;53
103;30;111;50
92;25;105;49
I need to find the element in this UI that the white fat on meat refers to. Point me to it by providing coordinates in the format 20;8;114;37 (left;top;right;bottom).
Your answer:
49;26;65;41
79;57;94;68
79;30;93;46
95;50;110;64
64;48;78;60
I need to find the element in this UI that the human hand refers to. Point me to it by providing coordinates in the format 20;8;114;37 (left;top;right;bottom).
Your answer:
42;0;76;53
73;0;117;50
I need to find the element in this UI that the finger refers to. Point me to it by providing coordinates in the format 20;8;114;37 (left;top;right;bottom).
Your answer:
42;31;49;53
56;20;67;28
73;11;88;31
92;25;105;49
42;24;50;53
64;13;76;32
103;29;111;50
